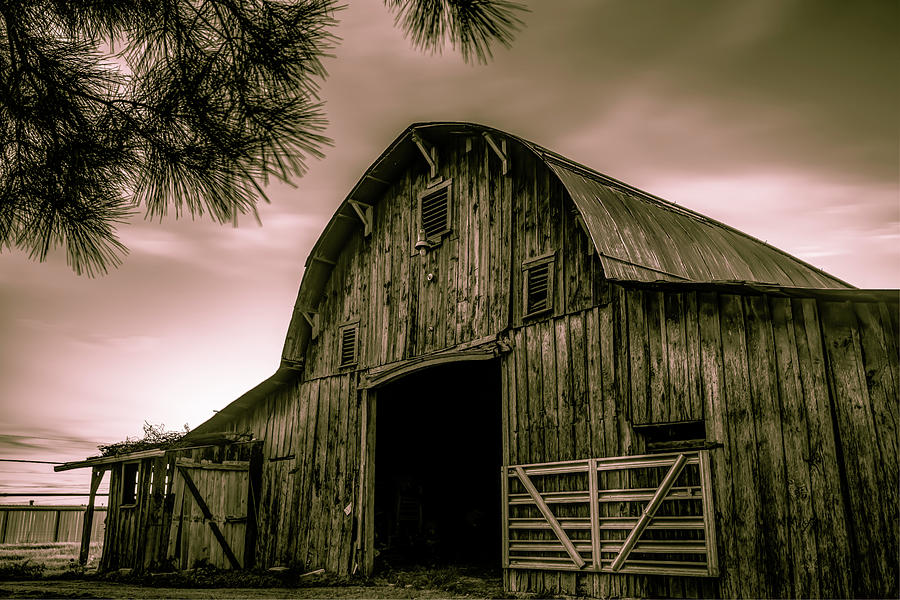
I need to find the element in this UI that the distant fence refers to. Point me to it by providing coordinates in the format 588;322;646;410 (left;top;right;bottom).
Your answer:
0;506;106;544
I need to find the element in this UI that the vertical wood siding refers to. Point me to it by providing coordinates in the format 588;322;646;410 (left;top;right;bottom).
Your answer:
222;374;362;573
502;289;897;598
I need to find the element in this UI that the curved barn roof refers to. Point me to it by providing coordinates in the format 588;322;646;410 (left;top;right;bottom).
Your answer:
293;122;849;319
188;121;852;437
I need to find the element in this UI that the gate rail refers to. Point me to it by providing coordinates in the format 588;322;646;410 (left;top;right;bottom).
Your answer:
502;451;718;577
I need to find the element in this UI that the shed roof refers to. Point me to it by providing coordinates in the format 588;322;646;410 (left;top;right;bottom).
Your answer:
188;121;857;437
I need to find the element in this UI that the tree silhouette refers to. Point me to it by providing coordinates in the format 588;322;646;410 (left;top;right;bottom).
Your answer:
0;0;526;275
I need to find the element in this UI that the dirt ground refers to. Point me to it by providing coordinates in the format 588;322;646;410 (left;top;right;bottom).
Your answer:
0;543;514;599
0;579;506;599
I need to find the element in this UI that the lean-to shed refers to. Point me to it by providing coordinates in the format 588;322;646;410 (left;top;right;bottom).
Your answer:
63;123;898;598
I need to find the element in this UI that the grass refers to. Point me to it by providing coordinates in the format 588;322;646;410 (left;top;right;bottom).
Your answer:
0;542;100;579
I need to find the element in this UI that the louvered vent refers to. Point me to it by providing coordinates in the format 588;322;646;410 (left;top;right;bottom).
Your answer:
339;324;358;368
523;257;554;317
419;181;451;241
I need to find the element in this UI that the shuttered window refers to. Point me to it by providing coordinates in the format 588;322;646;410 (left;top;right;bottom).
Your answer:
417;179;452;245
339;323;358;368
523;254;555;318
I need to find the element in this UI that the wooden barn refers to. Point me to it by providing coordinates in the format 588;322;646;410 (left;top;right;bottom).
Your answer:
60;122;897;598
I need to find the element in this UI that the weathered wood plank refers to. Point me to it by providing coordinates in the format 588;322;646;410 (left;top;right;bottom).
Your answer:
568;312;588;460
719;294;763;597
820;300;893;597
769;297;819;597
645;290;668;424
626;289;648;425
744;294;791;598
697;292;731;599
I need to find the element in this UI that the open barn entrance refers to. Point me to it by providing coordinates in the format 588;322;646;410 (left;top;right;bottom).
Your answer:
374;359;502;570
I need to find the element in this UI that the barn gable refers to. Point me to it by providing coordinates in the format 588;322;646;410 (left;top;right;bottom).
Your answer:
284;121;850;366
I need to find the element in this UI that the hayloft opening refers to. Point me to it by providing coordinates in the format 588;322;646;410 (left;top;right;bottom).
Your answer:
374;359;502;570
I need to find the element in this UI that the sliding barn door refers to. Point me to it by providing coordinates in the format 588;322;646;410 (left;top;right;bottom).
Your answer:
502;451;718;577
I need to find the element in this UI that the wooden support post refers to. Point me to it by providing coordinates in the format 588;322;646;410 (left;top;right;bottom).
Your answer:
177;466;242;570
482;132;509;175
514;466;586;568
610;453;687;572
362;391;377;576
349;200;374;237
588;458;601;569
501;466;510;568
53;508;61;543
243;442;263;569
698;449;719;576
79;467;105;565
354;390;368;573
411;131;437;178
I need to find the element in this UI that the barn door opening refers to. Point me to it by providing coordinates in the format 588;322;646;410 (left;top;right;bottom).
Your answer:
373;360;502;570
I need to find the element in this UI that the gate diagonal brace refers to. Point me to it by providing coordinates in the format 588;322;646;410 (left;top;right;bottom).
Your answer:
609;453;688;572
514;466;587;569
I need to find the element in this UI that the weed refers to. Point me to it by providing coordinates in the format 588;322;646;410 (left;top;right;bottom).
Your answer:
0;559;46;579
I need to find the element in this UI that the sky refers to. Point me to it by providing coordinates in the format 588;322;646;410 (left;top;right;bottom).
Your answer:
1;1;897;504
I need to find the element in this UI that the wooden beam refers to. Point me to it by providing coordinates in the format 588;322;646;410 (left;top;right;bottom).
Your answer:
411;131;437;178
349;200;373;237
55;449;166;472
79;467;105;565
174;459;250;471
514;466;586;569
610;453;687;572
177;466;242;570
301;311;319;338
310;255;336;266
362;350;497;389
366;173;390;185
482;132;509;175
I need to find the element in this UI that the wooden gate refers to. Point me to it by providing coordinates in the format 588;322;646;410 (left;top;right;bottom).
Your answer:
502;451;718;577
167;458;251;569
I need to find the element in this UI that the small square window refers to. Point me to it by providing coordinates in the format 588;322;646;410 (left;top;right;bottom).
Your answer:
122;462;139;506
339;322;359;368
522;254;555;318
416;179;452;248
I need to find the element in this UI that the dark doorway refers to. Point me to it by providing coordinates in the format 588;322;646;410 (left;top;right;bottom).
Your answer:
374;360;502;570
